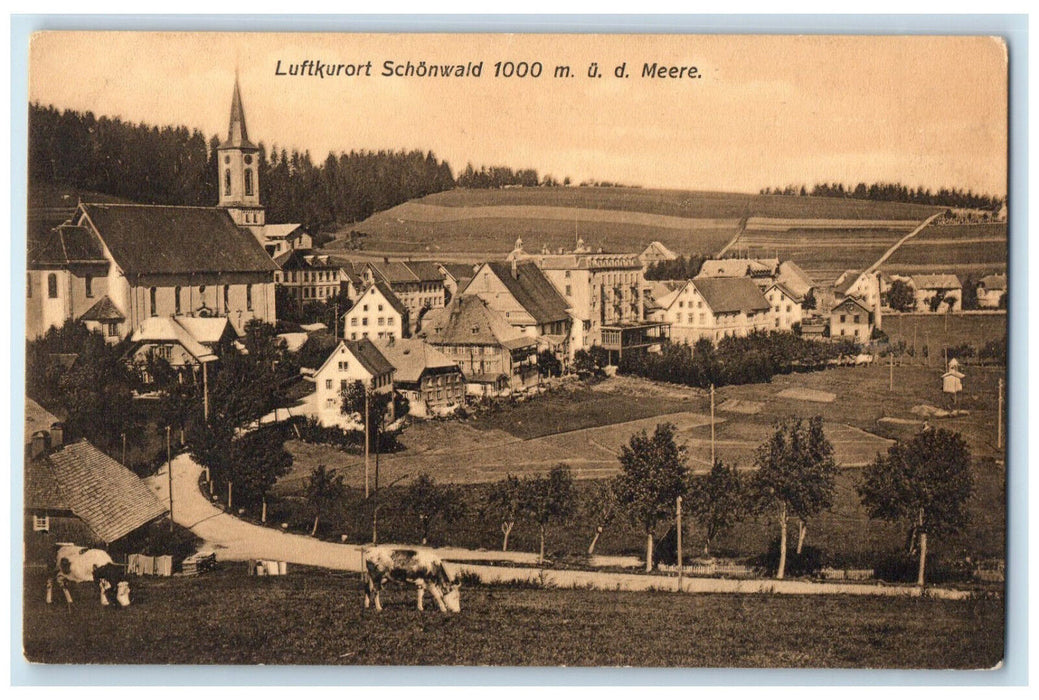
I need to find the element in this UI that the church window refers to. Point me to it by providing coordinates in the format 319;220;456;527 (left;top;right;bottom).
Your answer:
245;169;254;197
47;273;57;299
223;285;230;310
224;169;231;195
175;286;182;314
85;274;94;298
244;155;253;165
246;284;253;311
224;155;230;164
27;273;32;298
149;287;157;316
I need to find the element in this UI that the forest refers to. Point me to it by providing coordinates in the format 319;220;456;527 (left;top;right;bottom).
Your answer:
760;181;1004;211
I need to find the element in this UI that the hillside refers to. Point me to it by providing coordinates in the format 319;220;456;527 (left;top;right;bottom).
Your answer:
328;187;943;265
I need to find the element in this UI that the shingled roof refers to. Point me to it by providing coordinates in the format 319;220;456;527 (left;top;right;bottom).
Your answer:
28;223;107;268
911;274;962;290
344;338;395;377
78;295;125;322
372;337;458;384
481;261;571;325
79;203;279;276
690;277;771;315
36;439;167;543
426;296;535;350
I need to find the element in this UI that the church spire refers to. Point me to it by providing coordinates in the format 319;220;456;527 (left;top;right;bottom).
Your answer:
223;74;256;150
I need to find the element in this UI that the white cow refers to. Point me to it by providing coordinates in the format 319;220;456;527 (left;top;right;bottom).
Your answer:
47;545;131;609
363;547;461;613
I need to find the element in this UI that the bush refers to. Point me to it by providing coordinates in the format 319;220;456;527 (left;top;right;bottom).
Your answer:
872;552;974;585
754;538;826;578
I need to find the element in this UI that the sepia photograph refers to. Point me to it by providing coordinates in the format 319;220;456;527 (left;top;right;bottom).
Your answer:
20;30;1009;669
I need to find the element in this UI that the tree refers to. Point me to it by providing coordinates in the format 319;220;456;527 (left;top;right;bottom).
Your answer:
858;427;973;586
749;417;838;579
887;279;916;313
341;380;393;451
402;473;465;545
687;460;746;558
537;350;563;378
613;423;689;571
581;479;618;555
303;464;347;536
486;474;524;551
522;465;576;564
928;293;946;313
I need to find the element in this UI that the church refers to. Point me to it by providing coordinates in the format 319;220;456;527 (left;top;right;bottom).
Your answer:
26;77;297;340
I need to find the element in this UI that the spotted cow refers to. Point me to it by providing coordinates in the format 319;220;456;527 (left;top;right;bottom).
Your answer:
363;547;461;613
47;545;131;609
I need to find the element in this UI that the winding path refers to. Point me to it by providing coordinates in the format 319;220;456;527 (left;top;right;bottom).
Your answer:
145;454;970;600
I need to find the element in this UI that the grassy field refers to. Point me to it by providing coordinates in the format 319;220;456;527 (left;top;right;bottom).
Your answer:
733;227;912;281
882;223;1007;275
880;313;1007;354
22;566;1003;667
328;187;939;259
265;361;1005;566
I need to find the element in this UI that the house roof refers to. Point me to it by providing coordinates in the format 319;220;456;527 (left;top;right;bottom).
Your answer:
25;398;60;446
439;263;477;283
78;295;125;322
482;261;571;325
979;274;1007;291
344;338;395;377
372;337;458;384
80;203;279;276
347;282;409;319
253;223;303;241
690;277;771;314
130;316;220;362
274;248;339;270
834;270;868;296
175;316;236;344
764;281;801;302
776;260;814;298
367;260;444;285
426;296;536;349
28;223;108;267
698;258;779;279
831;296;873;314
911;274;962;290
33;439;167;542
640;241;678;260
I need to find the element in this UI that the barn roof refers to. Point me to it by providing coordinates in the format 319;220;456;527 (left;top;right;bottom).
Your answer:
481;261;571;325
911;274;962;290
79;203;278;277
37;440;167;543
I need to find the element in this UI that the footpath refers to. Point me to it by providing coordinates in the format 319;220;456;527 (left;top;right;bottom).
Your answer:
145;454;971;601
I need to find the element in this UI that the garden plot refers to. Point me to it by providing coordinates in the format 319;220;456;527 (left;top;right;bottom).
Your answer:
777;387;837;403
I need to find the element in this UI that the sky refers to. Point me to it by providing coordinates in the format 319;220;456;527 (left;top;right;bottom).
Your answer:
28;32;1008;196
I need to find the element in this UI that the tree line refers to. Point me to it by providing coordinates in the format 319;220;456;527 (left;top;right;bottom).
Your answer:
760;181;1004;211
644;254;707;281
28;103;457;231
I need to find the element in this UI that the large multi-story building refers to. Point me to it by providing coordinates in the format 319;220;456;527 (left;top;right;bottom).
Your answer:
508;238;667;362
274;249;347;305
653;277;771;344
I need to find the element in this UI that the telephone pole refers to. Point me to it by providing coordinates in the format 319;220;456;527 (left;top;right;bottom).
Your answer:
166;426;173;531
997;377;1004;450
364;390;371;498
889;350;894;391
676;495;683;592
710;384;716;467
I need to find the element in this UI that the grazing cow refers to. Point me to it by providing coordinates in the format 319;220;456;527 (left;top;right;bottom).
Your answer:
46;545;131;609
363;547;461;613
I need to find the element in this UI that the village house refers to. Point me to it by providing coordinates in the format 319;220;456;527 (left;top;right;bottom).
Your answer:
373;336;465;418
424;295;539;397
508;238;667;362
910;274;963;312
309;338;395;428
697;257;779;282
829;296;874;341
26;77;284;341
25;399;167;564
460;260;573;363
437;262;477;304
342;281;409;341
653;276;771;344
832;269;885;311
274;249;347;305
127;315;237;384
763;281;804;331
638;241;678;270
361;260;447;333
976;273;1007;309
252;224;311;259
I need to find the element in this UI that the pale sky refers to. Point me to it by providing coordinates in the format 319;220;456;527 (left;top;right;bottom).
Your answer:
29;32;1008;196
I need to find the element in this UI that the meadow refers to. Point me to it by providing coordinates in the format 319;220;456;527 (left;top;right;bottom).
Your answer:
22;565;1004;667
734;227;911;281
882;223;1007;275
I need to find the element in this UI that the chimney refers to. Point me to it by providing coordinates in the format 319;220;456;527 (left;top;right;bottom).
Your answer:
49;422;64;449
30;430;50;461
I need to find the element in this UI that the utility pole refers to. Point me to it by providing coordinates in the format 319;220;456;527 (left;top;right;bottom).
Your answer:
997;376;1004;450
676;495;683;592
372;410;382;545
121;432;126;466
710;383;716;467
889;350;894;392
364;389;370;499
203;361;210;422
166;426;173;532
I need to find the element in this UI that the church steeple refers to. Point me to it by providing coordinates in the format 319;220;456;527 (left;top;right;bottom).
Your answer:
217;74;263;225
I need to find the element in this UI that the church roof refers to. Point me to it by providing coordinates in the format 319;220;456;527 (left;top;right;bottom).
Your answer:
79;203;278;276
220;77;257;150
28;223;107;268
78;295;125;323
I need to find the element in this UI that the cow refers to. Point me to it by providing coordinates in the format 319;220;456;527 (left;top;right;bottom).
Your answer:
46;545;131;610
362;547;461;613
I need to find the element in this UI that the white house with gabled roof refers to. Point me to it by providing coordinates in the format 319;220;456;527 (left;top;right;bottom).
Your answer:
342;282;409;341
310;338;395;428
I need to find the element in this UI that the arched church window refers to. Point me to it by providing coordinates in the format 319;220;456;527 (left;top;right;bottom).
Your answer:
223;285;230;310
175;286;182;315
224;169;231;196
149;287;157;317
47;273;57;299
245;169;253;196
